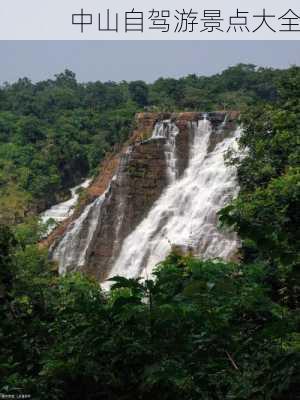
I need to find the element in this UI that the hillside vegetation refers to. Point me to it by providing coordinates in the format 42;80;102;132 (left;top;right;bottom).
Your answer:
0;64;293;222
0;64;299;399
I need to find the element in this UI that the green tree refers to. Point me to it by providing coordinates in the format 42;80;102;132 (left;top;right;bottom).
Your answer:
129;80;149;107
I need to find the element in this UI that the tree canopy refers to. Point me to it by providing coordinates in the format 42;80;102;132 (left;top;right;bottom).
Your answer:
0;64;299;399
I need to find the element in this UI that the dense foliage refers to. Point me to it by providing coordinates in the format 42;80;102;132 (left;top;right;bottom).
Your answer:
0;233;299;400
0;64;294;223
219;66;300;309
0;70;137;222
0;64;299;399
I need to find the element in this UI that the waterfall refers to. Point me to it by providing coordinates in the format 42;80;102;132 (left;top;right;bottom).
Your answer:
51;189;108;275
50;114;240;284
41;178;92;234
106;119;240;282
151;120;179;182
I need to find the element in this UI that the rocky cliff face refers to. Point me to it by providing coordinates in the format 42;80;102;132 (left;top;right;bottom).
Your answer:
49;111;240;282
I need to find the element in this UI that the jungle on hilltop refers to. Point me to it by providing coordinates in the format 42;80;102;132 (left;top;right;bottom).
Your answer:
0;64;299;400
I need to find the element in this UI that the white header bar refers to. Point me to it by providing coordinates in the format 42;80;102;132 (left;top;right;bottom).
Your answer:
0;0;300;40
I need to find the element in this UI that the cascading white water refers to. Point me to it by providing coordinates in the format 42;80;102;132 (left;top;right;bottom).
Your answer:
51;189;108;275
152;120;179;182
107;119;240;281
41;178;92;234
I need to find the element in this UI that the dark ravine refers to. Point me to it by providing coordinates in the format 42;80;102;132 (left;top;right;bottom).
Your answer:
49;111;240;282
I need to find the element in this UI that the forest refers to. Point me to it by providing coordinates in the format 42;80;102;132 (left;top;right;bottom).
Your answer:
0;64;289;221
0;64;299;399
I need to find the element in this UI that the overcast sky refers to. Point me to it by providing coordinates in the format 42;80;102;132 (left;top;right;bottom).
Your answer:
0;41;299;84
